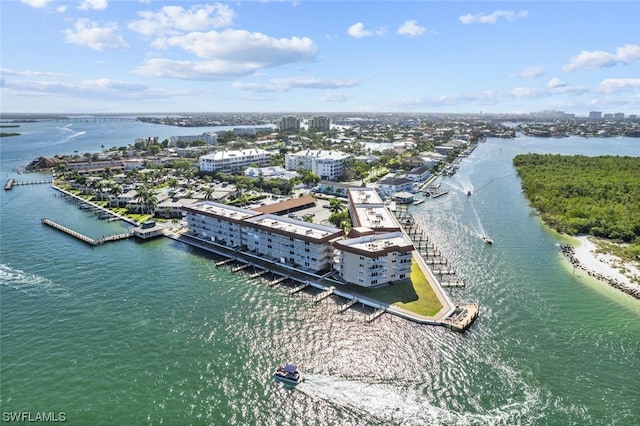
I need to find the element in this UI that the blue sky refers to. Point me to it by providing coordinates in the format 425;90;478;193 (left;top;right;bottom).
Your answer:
1;1;639;116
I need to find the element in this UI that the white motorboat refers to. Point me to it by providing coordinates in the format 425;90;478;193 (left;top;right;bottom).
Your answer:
274;364;303;385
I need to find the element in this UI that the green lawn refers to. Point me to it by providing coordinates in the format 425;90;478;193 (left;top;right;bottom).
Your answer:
338;261;443;317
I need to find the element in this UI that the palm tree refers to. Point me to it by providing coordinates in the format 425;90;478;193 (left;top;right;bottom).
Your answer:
134;186;149;213
143;191;158;216
328;198;345;214
109;183;123;208
203;187;214;201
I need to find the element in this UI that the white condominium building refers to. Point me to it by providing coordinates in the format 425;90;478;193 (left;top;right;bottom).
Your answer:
183;202;258;248
278;116;301;131
243;214;343;272
285;149;351;180
182;201;343;273
170;132;218;145
347;188;401;233
334;230;414;287
199;149;270;173
308;115;330;131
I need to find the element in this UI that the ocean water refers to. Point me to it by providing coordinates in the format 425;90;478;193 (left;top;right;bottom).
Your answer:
1;120;639;425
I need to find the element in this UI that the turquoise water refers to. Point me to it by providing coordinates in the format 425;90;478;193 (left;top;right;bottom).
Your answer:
1;121;639;425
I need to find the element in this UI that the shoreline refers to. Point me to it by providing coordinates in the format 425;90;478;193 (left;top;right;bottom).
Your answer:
560;235;640;299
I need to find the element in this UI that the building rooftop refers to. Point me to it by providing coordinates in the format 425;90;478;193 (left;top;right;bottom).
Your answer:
244;213;342;242
252;195;317;215
379;176;414;186
184;201;258;222
335;231;414;256
288;149;350;160
200;149;268;161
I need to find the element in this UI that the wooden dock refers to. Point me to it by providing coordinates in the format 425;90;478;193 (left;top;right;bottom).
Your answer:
441;281;465;288
313;286;335;303
444;303;479;332
366;308;386;323
215;258;234;266
41;218;131;246
231;263;250;272
248;268;269;279
5;179;52;189
267;276;288;287
288;281;310;295
337;298;358;313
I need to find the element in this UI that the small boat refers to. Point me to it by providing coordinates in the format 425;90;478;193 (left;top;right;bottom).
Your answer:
483;236;493;244
274;364;303;385
466;190;472;196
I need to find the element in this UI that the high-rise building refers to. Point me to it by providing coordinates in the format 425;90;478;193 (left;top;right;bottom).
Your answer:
589;111;602;119
278;116;301;131
308;115;330;131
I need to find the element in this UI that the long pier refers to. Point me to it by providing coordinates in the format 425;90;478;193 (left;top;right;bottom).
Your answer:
41;218;131;246
5;178;52;190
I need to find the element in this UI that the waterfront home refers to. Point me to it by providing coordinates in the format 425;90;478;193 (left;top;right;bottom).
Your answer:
333;229;414;287
406;165;432;183
377;176;414;199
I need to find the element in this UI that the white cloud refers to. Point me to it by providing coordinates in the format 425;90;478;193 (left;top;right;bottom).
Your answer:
347;22;385;39
1;76;173;100
321;92;353;102
515;66;545;78
397;20;427;37
20;0;53;8
134;27;317;80
597;78;640;94
459;10;529;24
134;58;259;80
161;29;316;65
270;76;359;90
63;19;129;50
128;4;234;37
78;0;108;11
232;82;278;93
547;78;567;88
563;44;640;72
233;77;359;92
510;87;543;98
0;68;69;78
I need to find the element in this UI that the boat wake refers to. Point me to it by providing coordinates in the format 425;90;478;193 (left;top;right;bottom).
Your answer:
297;373;551;425
54;124;87;142
0;264;69;297
468;202;488;241
297;374;452;424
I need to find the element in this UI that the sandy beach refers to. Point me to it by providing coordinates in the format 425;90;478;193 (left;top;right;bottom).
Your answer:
563;236;640;298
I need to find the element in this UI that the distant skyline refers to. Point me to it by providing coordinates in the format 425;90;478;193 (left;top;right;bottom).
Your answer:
1;1;639;116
